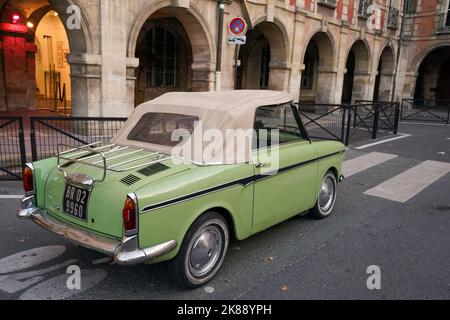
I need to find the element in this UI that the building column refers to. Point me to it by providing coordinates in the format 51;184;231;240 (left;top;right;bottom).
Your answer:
377;71;395;101
352;72;371;102
99;0;133;117
68;53;102;117
192;62;215;92
316;67;338;103
269;62;291;91
289;12;306;102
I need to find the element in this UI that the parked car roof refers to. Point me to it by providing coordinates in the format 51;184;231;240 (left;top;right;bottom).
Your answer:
112;90;293;165
147;90;293;112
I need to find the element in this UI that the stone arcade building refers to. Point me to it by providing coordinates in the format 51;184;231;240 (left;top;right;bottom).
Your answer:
0;0;449;117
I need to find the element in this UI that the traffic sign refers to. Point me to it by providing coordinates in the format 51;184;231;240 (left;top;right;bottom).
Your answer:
229;17;247;36
227;35;246;45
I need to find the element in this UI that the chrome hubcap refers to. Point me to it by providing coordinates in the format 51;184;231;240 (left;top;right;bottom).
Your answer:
319;176;335;213
189;226;223;277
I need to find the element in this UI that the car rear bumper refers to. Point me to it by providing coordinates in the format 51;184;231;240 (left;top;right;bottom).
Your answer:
17;196;177;266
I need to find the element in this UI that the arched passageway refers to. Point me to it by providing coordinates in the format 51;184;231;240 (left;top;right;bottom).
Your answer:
373;46;395;101
299;32;335;103
341;40;370;103
236;21;288;91
414;47;450;101
0;0;89;114
132;6;212;106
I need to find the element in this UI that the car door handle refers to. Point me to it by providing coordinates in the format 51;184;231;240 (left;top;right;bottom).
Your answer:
255;162;270;168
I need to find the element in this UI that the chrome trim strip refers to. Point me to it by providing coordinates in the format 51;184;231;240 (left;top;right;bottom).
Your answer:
116;156;174;172
108;152;160;169
91;148;141;164
17;198;177;266
56;143;173;183
142;151;344;213
59;141;103;156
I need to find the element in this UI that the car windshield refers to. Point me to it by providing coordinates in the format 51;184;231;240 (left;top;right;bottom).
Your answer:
127;112;199;147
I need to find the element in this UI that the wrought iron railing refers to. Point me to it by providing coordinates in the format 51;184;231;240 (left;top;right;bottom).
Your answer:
358;0;373;18
437;12;450;32
318;0;337;8
388;7;399;28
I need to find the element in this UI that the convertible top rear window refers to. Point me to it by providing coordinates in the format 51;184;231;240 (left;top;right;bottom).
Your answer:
127;112;199;147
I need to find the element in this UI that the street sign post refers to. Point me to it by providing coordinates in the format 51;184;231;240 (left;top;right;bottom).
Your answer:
229;17;247;36
227;35;246;45
228;17;247;90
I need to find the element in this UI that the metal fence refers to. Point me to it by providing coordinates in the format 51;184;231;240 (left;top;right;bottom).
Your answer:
401;99;450;124
0;116;26;180
1;102;401;181
297;101;400;146
30;117;127;162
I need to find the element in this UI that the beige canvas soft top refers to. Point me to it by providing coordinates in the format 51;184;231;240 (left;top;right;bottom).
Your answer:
112;90;294;165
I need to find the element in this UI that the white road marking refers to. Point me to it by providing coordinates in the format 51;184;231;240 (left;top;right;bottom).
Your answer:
0;195;24;199
19;269;107;300
0;246;66;275
0;259;77;294
343;152;398;178
400;121;449;127
355;134;411;150
364;160;450;203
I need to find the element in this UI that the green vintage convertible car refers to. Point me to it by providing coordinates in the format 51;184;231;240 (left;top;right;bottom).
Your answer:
18;91;345;287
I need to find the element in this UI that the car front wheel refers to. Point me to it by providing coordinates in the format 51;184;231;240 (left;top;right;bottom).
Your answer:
310;171;337;219
168;212;229;288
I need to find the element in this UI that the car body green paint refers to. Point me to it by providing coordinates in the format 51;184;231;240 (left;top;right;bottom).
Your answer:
29;139;344;264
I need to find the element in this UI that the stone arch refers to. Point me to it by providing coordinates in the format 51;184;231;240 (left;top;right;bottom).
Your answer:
410;44;450;74
0;0;93;112
299;30;336;103
373;45;395;101
237;19;290;91
127;1;214;66
341;38;372;103
412;45;450;100
127;2;215;104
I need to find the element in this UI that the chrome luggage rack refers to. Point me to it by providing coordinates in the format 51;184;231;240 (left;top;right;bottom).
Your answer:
57;142;173;186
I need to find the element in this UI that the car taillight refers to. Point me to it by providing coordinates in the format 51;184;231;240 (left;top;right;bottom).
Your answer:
122;196;137;232
23;165;34;194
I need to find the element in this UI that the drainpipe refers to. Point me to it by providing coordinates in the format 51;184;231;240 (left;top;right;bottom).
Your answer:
215;0;225;91
391;0;408;102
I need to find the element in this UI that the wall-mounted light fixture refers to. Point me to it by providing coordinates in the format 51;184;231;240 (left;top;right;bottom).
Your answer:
12;13;21;24
27;21;34;29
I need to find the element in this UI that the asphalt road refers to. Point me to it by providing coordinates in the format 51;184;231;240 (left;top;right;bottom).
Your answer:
0;122;449;300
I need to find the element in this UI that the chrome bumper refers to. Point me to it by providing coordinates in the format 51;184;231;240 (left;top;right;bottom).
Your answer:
17;196;177;266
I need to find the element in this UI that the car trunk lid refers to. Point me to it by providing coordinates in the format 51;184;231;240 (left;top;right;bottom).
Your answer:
43;146;192;239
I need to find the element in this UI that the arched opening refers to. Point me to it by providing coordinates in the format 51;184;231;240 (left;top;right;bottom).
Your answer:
237;21;288;90
414;47;450;101
132;6;212;106
0;0;89;114
135;18;192;105
373;46;395;101
299;32;335;103
342;51;355;104
341;40;370;103
34;10;71;112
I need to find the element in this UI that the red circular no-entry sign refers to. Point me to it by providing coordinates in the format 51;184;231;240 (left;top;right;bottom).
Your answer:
229;17;247;36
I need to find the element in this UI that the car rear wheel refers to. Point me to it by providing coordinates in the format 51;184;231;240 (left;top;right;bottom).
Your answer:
168;212;229;288
310;171;337;219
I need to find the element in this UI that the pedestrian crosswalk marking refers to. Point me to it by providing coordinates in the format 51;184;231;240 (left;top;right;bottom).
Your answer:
343;152;398;178
364;160;450;203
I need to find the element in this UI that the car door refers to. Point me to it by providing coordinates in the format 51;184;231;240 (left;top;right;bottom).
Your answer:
252;104;318;231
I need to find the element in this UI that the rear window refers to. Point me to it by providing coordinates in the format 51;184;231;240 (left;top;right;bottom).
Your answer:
127;112;199;146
